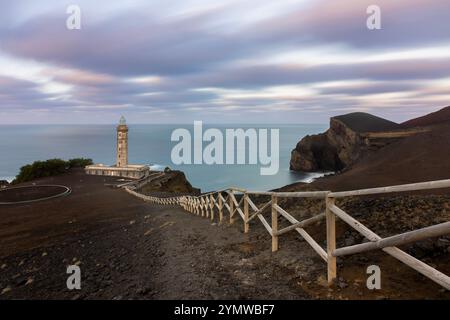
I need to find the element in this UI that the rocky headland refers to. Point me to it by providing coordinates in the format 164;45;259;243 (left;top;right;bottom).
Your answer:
290;112;427;173
137;168;200;196
288;106;450;191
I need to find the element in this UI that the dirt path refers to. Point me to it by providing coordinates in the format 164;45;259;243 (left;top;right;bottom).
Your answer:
1;170;449;299
0;199;312;300
0;171;313;299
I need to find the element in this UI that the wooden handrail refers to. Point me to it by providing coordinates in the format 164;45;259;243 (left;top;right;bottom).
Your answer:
122;178;450;290
328;179;450;198
274;204;328;262
333;221;450;257
247;200;271;223
276;212;325;236
330;204;450;290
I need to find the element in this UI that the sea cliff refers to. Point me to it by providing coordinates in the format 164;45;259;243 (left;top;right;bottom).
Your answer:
290;112;418;172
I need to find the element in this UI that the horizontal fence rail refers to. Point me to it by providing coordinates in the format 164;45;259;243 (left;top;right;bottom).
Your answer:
123;179;450;290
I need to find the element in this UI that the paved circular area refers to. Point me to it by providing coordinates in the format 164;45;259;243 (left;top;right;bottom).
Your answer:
0;185;71;204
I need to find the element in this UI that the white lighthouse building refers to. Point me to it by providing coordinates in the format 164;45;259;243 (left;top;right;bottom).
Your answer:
116;115;128;167
85;116;150;179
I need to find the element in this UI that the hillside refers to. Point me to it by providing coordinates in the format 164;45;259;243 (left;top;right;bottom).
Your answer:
290;112;403;172
402;106;450;128
333;112;400;133
290;107;450;173
308;123;450;191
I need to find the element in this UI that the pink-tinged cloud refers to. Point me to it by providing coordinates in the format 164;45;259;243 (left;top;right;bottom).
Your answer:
1;0;450;123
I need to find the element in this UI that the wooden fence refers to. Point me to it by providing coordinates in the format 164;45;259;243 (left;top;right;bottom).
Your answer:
124;179;450;290
119;172;165;189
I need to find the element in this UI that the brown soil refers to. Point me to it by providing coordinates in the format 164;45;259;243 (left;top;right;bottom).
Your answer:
302;123;450;192
333;112;400;133
0;169;449;299
402;106;450;128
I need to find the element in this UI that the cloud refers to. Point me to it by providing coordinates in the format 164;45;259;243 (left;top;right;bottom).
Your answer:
249;0;450;49
1;0;450;123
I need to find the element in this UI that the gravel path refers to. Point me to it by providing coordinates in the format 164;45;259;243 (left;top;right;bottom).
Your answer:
0;170;448;300
0;170;312;299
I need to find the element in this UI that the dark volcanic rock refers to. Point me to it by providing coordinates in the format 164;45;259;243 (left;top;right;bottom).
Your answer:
290;115;370;172
139;170;200;195
290;131;344;171
290;112;409;172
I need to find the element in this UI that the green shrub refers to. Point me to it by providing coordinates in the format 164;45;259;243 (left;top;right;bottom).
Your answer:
13;157;93;184
68;158;93;168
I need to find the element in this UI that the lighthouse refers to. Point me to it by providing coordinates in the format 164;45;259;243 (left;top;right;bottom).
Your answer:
85;116;149;179
116;116;128;167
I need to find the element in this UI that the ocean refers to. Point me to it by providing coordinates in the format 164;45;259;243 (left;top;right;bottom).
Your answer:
0;124;327;192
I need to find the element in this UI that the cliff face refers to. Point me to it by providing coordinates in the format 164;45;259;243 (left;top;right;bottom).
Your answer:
289;112;413;172
290;108;450;173
290;118;364;172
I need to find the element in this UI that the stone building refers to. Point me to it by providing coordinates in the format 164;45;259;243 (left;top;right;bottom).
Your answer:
85;116;150;179
116;116;128;167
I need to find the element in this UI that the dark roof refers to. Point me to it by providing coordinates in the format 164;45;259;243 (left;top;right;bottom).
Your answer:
332;112;400;133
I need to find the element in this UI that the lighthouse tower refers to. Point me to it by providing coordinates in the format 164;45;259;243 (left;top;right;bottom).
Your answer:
116;116;128;167
85;115;149;179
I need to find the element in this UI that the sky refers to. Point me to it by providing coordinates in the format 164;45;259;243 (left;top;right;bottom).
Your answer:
0;0;449;124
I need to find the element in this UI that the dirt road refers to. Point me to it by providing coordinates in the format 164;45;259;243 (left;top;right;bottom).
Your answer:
0;170;313;299
0;170;448;299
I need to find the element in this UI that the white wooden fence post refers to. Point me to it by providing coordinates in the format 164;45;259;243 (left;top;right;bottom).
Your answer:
210;194;215;221
229;191;234;224
218;193;223;223
326;194;337;285
271;194;278;252
244;193;249;233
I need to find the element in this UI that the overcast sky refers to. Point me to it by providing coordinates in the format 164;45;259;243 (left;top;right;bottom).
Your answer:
1;0;449;124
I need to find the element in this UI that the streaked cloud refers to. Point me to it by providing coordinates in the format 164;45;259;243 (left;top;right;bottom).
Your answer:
0;0;449;123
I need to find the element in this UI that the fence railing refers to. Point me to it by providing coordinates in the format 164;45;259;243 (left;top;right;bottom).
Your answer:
119;172;166;189
123;179;450;290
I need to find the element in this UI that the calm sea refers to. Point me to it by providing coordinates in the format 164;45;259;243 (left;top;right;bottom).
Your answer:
0;124;327;192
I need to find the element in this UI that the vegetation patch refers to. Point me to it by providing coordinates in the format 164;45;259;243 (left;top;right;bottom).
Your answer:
13;158;93;184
